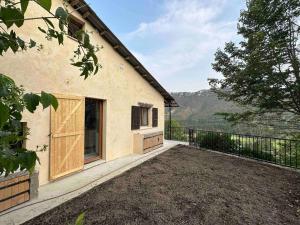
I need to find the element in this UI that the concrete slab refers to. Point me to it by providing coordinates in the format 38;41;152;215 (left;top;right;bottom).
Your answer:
0;140;182;225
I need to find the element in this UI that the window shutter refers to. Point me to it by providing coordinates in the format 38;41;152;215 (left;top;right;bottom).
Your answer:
152;108;158;127
131;106;140;130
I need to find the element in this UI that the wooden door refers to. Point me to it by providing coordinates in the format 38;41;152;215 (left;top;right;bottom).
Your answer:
50;94;85;180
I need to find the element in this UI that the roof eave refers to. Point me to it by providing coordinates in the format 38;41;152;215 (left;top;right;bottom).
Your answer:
68;0;178;107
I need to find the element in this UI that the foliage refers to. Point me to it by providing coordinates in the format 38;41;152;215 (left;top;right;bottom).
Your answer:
0;0;100;79
196;132;235;152
165;119;182;129
0;0;101;175
209;0;300;126
239;146;274;161
165;120;188;141
0;74;52;175
74;213;85;225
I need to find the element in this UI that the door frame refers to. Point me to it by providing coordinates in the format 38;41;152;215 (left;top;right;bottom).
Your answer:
84;97;104;164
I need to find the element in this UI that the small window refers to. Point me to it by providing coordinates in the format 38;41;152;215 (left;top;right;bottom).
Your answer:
140;107;149;126
68;16;84;38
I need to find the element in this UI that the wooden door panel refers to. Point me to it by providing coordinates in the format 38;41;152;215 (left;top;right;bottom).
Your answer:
143;134;164;151
50;94;84;180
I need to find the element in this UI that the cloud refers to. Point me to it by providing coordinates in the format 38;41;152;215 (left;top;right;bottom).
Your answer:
123;0;241;91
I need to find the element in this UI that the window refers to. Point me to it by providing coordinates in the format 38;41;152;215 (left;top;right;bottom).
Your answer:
68;16;84;38
140;107;149;126
131;105;152;130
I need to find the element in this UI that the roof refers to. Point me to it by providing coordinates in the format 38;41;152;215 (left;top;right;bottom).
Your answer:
69;0;178;107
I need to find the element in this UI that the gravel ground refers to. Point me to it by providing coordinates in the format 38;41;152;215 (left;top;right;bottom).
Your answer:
24;144;300;225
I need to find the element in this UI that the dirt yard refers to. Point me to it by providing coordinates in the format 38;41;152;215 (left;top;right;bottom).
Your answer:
24;145;300;225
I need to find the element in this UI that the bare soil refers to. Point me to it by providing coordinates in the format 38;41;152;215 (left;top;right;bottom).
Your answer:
24;145;300;225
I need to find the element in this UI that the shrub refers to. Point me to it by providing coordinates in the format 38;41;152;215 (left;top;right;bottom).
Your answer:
239;146;274;161
196;132;236;152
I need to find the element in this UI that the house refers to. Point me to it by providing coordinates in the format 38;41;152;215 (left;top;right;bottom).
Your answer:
0;0;177;186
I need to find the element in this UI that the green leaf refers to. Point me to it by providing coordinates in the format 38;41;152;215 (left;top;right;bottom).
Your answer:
0;74;15;97
94;65;99;75
35;0;52;11
0;102;9;128
71;62;83;67
23;93;41;113
29;39;36;48
1;8;24;28
57;33;64;45
75;213;85;225
91;53;98;64
9;31;19;52
38;27;47;34
1;8;13;28
40;92;58;110
42;17;54;28
13;9;24;27
55;7;68;21
18;150;38;174
58;20;64;31
17;37;25;49
75;30;84;42
12;111;22;120
21;0;30;14
83;33;90;48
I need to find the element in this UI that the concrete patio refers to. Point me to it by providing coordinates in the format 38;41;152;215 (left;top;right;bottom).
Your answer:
0;140;185;225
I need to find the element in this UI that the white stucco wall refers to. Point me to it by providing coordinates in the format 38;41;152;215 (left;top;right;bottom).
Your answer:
0;1;165;185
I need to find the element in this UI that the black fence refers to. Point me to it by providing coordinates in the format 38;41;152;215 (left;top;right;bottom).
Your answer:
165;126;300;170
165;126;189;142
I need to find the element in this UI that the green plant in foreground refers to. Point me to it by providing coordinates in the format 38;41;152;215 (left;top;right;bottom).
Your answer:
0;74;56;175
0;0;101;175
73;213;85;225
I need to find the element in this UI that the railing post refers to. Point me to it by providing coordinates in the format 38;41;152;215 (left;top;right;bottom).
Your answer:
169;106;172;140
189;128;194;146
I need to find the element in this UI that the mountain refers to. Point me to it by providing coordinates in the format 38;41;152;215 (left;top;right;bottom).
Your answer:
167;90;298;137
167;89;244;132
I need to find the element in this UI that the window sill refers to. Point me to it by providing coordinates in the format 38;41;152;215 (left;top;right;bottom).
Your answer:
84;156;101;164
132;127;162;135
139;126;152;130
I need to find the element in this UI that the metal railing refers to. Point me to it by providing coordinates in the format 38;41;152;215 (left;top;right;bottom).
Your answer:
165;126;189;142
165;126;300;169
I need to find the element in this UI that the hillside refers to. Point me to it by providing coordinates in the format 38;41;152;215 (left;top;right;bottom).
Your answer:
167;90;245;132
167;90;299;137
170;90;241;121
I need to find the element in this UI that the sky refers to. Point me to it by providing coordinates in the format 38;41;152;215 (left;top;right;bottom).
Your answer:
87;0;245;92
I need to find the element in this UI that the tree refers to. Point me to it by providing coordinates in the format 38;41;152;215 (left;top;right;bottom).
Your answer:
209;0;300;127
0;0;100;175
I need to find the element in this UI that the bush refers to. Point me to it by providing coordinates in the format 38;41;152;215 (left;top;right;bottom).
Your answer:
196;132;236;152
239;146;274;161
